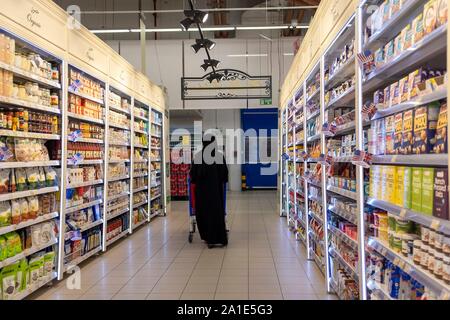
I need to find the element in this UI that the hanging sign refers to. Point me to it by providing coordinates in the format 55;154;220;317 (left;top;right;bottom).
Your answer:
318;153;334;166
68;130;82;142
352;150;373;168
322;122;337;137
68;153;84;166
182;69;272;101
69;79;82;92
362;103;378;122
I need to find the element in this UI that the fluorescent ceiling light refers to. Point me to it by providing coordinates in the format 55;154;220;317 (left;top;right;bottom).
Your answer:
93;25;309;34
228;54;268;57
283;53;294;56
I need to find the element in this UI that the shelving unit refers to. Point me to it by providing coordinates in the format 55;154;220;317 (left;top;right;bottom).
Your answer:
280;0;449;301
150;108;164;218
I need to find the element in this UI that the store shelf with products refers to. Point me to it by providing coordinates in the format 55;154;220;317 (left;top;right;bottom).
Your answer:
150;108;164;217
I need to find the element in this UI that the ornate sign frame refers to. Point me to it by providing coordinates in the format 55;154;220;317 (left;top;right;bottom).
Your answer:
182;69;272;101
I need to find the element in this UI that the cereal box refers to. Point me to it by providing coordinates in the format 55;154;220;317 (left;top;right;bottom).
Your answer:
403;166;413;209
422;168;435;215
374;48;385;68
433;102;447;154
411;168;423;212
386;166;397;204
433;168;449;220
394;34;403;57
401;110;414;155
395;166;405;207
399;76;409;102
385;115;396;155
412;13;424;44
384;40;396;62
394;113;404;154
423;0;438;35
390;82;400;106
384;86;391;109
408;68;423;100
402;24;413;50
437;0;448;26
382;1;392;23
412;103;440;154
391;0;401;16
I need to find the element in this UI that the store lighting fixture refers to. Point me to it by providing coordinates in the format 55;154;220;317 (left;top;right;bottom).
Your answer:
191;39;216;53
184;10;209;24
180;18;194;31
201;59;220;71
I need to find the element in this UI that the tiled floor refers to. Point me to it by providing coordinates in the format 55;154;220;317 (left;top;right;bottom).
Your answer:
31;191;336;300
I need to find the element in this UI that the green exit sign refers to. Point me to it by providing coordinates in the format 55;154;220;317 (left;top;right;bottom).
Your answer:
260;98;272;105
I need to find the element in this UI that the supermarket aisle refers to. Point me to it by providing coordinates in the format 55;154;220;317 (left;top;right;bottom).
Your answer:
32;191;335;300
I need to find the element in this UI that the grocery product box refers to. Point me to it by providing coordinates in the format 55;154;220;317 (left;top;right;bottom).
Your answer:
394;113;403;154
385;115;395;154
433;168;449;220
421;168;435;215
412;103;440;154
411;168;423;212
423;0;438;36
404;167;412;209
436;0;448;27
433;102;447;154
395;166;405;207
401;110;414;155
386;166;397;204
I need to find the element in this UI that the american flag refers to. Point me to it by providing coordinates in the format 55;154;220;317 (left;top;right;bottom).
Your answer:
362;103;377;121
351;150;373;168
357;50;374;65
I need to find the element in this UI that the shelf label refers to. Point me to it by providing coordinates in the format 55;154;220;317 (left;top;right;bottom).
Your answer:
68;153;84;166
68;130;82;142
400;209;408;218
430;219;441;230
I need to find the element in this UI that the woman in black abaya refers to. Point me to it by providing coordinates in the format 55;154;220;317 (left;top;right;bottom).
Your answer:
190;135;229;248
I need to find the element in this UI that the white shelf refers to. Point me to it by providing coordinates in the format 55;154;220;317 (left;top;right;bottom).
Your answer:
306;109;320;121
307;133;321;143
372;154;448;166
134;159;148;163
327;185;358;201
133;200;148;209
0;238;57;269
151;121;162;127
372;86;447;120
325;55;356;88
367;280;394;301
134;144;149;149
0;160;60;169
107;207;130;221
66;199;102;214
325;87;355;110
306;89;320;103
329;225;358;250
150;195;161;201
106;230;129;247
109;122;131;131
133;186;148;193
0;212;58;236
107;192;130;202
0;130;60;140
12;272;57;300
73;137;104;144
333;155;353;163
68;88;104;105
0;186;59;202
367;198;450;236
151;159;161;162
67;159;103;166
309;211;324;225
0;61;61;89
368;237;450;298
307;180;322;189
0;95;60;115
78;219;103;233
109;159;130;164
308;194;322;204
108;175;130;183
109;105;131;115
311;249;325;275
67;112;104;125
334;121;356;136
67;179;103;189
63;246;102;273
134;114;149;122
329;246;358;282
328;205;358;225
109;141;130;147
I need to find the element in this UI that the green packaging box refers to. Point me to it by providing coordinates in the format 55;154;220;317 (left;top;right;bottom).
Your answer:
421;168;435;216
411;168;423;212
403;166;412;209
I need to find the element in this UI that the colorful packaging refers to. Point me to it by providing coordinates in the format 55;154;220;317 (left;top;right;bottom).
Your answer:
401;110;414;155
433;102;447;154
395;166;405;207
408;69;422;100
386;166;397;204
390;82;400;106
385;40;396;62
399;76;409;103
412;14;425;44
411;168;423;212
384;86;391;109
412;103;440;154
385;115;396;155
404;167;412;209
403;24;413;50
437;0;448;26
423;0;438;35
422;168;435;215
394;113;404;154
433;168;449;220
382;0;392;22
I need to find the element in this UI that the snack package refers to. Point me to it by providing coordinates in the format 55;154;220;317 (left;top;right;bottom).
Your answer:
437;0;448;26
4;232;22;258
38;167;46;188
28;197;39;220
411;168;423;212
0;236;7;261
433;168;448;220
44;167;57;187
15;168;27;192
25;167;39;190
20;198;30;221
401;110;414;155
394;113;404;154
43;251;55;276
384;86;391;109
1;263;17;300
422;168;435;215
11;200;21;225
399;77;409;103
390;82;400;106
28;256;41;286
412;14;424;44
385;115;396;155
0;201;12;227
0;169;10;194
423;0;438;35
433;102;448;154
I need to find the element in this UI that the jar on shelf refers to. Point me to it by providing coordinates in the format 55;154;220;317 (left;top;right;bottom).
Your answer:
420;243;429;268
427;247;436;272
421;226;430;244
434;248;444;279
413;240;422;265
51;66;59;81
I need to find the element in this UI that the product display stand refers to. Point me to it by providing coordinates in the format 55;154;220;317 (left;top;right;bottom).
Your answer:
281;0;449;300
150;109;164;218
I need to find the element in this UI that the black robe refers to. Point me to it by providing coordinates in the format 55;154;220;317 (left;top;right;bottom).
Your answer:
190;151;228;245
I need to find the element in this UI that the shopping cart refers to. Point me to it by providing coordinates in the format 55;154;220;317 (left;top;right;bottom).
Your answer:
187;176;228;243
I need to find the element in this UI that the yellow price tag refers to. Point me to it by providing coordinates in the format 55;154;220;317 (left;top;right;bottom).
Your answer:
400;209;407;218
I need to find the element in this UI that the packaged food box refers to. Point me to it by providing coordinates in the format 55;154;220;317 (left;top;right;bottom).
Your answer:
433;102;447;154
395;166;405;207
433;168;449;220
399;76;409;102
401;110;414;155
386;166;397;204
403;24;413;50
394;113;403;154
374;89;385;108
437;0;448;26
412;102;440;154
385;115;396;155
412;13;425;44
382;0;392;23
384;40;396;62
409;68;423;100
421;168;435;215
411;168;423;212
423;0;438;35
404;167;413;209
